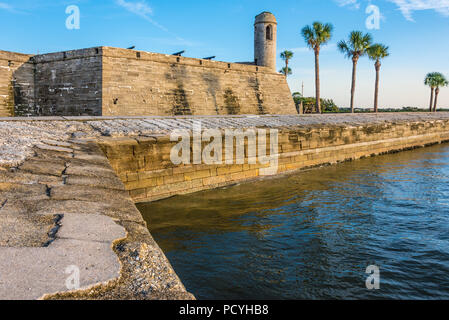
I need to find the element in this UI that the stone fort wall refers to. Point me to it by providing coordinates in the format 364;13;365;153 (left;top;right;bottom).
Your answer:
33;48;103;116
0;50;34;117
102;47;295;116
0;47;296;117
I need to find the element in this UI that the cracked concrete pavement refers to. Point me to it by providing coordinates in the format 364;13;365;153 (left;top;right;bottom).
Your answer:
0;133;194;300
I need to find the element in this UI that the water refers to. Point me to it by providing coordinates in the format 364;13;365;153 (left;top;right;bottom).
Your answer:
137;144;449;300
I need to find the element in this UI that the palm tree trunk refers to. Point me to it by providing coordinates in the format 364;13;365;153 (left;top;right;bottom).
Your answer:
434;88;440;112
350;56;358;113
429;88;434;112
374;61;380;113
285;60;289;78
314;48;321;114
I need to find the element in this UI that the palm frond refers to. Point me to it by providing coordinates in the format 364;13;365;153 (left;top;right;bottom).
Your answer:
339;31;373;59
280;50;294;60
425;72;442;87
368;44;390;61
337;40;351;58
302;22;333;49
279;67;292;76
301;25;315;48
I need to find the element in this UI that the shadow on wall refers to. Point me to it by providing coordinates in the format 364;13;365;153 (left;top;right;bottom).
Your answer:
202;72;221;115
248;75;266;115
166;63;193;116
164;59;272;116
11;58;36;117
222;89;241;115
10;51;103;117
172;83;192;116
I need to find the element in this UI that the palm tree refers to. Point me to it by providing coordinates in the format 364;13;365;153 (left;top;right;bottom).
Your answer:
338;31;373;113
280;50;294;78
301;22;333;114
279;67;292;76
433;73;448;112
425;72;439;112
367;44;389;113
292;92;303;114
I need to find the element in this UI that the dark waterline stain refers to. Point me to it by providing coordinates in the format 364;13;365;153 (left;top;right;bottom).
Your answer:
137;143;449;300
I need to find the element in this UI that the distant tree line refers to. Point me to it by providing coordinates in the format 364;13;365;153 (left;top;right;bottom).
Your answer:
292;92;339;113
280;21;448;113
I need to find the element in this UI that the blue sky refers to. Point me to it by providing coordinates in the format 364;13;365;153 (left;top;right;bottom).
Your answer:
1;0;449;109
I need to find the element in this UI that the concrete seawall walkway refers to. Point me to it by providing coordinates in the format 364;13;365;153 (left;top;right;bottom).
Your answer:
1;113;449;299
0;136;194;299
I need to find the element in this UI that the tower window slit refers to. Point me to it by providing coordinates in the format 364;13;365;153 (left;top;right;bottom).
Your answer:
266;25;273;41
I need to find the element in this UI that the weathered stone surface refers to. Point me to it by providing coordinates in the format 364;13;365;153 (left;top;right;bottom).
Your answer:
0;120;98;167
0;170;61;185
21;199;144;223
65;163;119;179
0;50;34;117
0;137;192;300
65;175;125;190
101;47;295;116
0;237;122;300
50;185;129;202
2;114;449;300
57;213;126;243
0;203;56;247
99;115;449;203
33;48;103;116
19;159;67;176
2;47;296;117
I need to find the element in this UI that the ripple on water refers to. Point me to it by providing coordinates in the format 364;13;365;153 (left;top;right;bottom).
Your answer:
138;143;449;299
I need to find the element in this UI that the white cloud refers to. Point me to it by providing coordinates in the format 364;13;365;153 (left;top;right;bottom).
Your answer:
0;2;14;11
116;0;195;47
388;0;449;21
116;0;153;17
116;0;168;32
336;0;449;21
335;0;361;9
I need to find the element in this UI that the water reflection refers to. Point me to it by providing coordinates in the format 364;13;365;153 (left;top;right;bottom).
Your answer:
138;143;449;299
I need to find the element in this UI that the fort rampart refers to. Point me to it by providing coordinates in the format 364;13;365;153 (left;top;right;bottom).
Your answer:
0;47;296;117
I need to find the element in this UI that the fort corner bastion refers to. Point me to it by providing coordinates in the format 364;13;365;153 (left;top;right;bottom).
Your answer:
0;12;296;117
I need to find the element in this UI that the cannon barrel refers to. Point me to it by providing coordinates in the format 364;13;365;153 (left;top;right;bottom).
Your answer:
172;50;185;56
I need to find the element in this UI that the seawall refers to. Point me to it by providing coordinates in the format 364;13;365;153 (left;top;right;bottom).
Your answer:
1;113;449;299
98;114;449;203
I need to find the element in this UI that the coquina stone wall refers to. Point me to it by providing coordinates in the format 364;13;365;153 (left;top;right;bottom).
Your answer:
33;48;103;116
101;47;295;116
0;50;34;117
0;48;102;117
99;119;449;203
1;47;296;117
